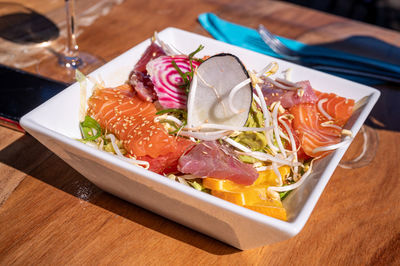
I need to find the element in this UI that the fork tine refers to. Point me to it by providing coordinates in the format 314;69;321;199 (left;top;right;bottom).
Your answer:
257;25;299;60
258;25;288;55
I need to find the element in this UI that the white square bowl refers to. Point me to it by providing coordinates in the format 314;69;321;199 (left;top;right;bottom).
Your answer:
20;27;380;250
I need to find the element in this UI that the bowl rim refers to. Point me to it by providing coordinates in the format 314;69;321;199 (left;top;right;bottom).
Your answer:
20;27;381;236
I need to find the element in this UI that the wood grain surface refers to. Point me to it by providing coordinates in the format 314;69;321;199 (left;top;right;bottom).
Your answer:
1;0;400;264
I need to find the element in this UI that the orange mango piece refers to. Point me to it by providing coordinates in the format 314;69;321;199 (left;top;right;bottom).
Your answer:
244;200;287;221
203;178;240;191
211;186;267;206
203;166;291;221
253;166;291;186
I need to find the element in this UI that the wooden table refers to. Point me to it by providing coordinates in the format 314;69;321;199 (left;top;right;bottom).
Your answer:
1;0;400;264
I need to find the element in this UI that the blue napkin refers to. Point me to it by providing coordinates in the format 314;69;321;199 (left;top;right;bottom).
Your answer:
198;13;400;85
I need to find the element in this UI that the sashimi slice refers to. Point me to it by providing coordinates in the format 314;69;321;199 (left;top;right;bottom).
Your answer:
278;112;309;160
178;141;258;185
87;84;192;159
137;138;195;174
261;80;318;108
129;42;166;102
290;103;342;157
315;91;355;126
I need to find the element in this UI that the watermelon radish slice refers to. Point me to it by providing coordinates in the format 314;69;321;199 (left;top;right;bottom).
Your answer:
187;53;253;130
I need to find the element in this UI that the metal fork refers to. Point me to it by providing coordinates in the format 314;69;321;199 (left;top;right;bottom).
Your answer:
258;25;300;61
257;25;400;84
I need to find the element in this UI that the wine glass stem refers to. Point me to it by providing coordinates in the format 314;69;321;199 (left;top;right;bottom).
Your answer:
63;0;82;68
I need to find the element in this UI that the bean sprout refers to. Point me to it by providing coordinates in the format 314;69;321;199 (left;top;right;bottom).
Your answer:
268;160;315;192
317;98;333;120
228;78;251;114
312;137;353;154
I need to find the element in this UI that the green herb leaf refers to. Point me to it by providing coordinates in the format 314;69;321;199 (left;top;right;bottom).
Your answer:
170;45;205;95
156;108;187;115
279;190;291;200
188;44;204;59
80;115;102;141
171;60;188;84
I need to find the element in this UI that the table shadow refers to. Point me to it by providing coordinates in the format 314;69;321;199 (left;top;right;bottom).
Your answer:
0;2;59;44
0;135;240;255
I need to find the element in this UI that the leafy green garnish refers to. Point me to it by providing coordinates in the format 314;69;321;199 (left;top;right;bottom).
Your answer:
169;121;187;134
156;108;186;116
171;60;189;85
79;115;102;141
171;44;204;94
156;108;187;134
188;44;204;59
279;190;291;200
188;180;211;193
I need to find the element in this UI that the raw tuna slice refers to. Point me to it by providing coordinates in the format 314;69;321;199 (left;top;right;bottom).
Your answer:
129;42;166;102
262;80;318;108
178;141;259;185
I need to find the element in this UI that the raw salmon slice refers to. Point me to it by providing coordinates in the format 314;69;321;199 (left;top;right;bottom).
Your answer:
315;91;355;126
87;84;192;159
290;103;342;157
137;138;195;174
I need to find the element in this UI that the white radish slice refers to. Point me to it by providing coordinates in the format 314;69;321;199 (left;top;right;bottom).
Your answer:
186;53;253;130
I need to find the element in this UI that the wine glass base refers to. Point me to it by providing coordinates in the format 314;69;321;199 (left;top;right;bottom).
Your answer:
339;125;379;169
36;51;105;83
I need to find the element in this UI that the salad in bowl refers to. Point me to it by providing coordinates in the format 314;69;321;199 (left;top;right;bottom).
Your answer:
77;33;360;221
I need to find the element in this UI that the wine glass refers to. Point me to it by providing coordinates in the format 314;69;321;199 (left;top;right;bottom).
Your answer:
339;125;379;169
36;0;104;83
